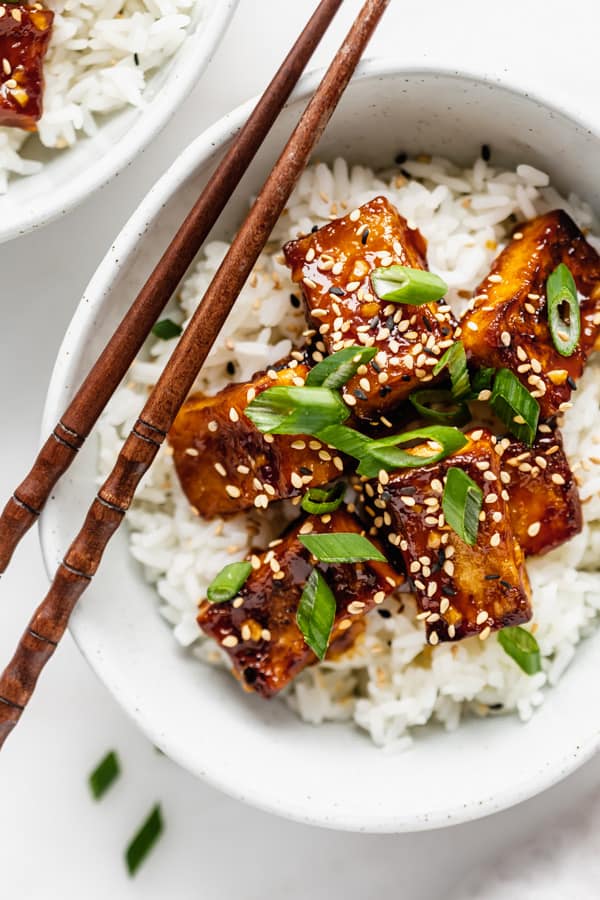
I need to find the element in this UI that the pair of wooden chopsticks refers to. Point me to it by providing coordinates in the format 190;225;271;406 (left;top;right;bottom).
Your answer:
0;0;391;747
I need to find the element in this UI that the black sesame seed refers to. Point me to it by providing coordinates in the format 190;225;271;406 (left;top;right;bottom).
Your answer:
422;316;433;332
440;325;451;336
361;228;370;245
378;608;392;619
371;360;382;373
567;375;577;390
500;580;512;590
401;374;412;382
485;573;500;580
400;168;411;178
444;585;458;597
311;224;319;233
329;286;345;297
380;490;391;502
386;314;396;330
437;548;446;566
369;315;380;328
354;389;368;400
379;385;392;397
481;144;491;162
299;466;312;476
226;361;235;375
489;703;503;710
133;52;139;66
290;293;301;309
395;151;407;165
401;485;417;495
243;668;258;684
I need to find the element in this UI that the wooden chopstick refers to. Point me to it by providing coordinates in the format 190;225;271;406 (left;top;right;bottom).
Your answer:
0;0;390;747
0;0;345;575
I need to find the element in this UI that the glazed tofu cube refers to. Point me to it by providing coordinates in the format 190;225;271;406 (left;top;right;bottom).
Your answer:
284;196;457;423
0;3;53;130
461;210;600;419
169;360;347;519
501;427;582;556
197;508;403;698
362;428;531;643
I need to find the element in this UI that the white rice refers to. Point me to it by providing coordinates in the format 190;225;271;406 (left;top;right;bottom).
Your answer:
0;0;201;191
98;154;600;749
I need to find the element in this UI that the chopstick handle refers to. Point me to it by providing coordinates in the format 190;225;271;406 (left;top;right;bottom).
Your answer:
0;0;345;574
0;0;390;747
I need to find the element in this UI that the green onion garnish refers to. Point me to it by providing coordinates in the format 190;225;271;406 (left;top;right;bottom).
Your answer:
433;341;470;400
316;423;374;459
296;569;336;660
151;318;182;340
370;265;448;305
409;388;470;425
301;482;346;515
125;804;164;876
299;532;386;563
88;750;120;800
470;366;495;396
497;626;542;675
490;368;539;445
356;426;467;477
305;346;377;390
546;262;580;357
442;467;483;546
245;386;349;434
207;561;252;603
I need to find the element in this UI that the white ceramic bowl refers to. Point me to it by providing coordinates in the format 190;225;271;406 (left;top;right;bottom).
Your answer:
40;62;600;832
0;0;238;244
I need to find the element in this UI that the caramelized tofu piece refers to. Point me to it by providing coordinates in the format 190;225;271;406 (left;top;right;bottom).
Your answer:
0;3;53;130
169;362;345;519
362;429;531;643
461;210;600;418
501;427;582;556
284;196;457;423
198;508;403;698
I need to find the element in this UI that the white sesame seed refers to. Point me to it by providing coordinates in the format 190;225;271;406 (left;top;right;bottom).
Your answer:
479;625;491;641
222;635;239;648
214;462;226;476
349;208;361;222
476;610;488;626
440;598;450;614
348;601;366;614
490;532;501;547
429;632;439;646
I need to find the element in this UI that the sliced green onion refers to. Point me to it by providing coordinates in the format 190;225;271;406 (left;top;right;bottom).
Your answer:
371;265;448;305
409;388;470;425
546;262;580;357
151;318;182;340
433;341;470;400
125;804;164;876
245;386;349;435
356;426;467;477
296;569;336;660
299;532;386;563
301;482;346;515
89;750;120;800
470;366;495;397
316;423;374;459
497;626;542;675
305;346;377;390
442;467;483;545
207;561;252;603
490;368;539;445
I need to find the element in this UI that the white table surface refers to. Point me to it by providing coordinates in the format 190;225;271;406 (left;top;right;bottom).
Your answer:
1;1;600;896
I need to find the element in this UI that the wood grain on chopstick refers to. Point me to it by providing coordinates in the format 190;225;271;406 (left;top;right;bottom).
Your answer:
0;0;390;746
0;0;344;574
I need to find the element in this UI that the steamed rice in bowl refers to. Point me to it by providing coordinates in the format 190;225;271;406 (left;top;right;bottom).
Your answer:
98;153;600;750
0;0;203;191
